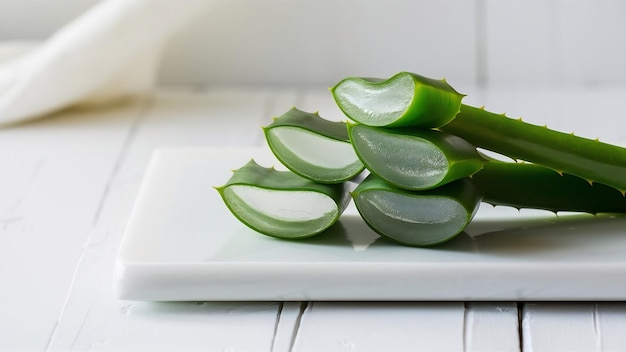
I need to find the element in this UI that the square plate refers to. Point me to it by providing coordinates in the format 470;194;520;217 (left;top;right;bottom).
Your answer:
115;148;626;301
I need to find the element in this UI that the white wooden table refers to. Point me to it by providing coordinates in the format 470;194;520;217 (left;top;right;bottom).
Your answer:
2;84;626;352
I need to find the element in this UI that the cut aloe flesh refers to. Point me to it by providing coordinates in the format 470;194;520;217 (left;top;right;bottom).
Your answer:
441;104;626;193
472;160;626;214
216;160;351;239
264;107;365;183
352;175;481;246
349;124;484;190
331;72;464;128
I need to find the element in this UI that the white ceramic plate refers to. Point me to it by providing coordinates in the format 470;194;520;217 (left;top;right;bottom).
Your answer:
115;148;626;301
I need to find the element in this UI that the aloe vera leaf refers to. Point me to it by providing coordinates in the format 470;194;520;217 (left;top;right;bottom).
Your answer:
351;174;481;246
440;104;626;193
215;160;351;239
263;107;365;183
333;71;626;193
331;71;464;128
348;123;485;190
472;160;626;214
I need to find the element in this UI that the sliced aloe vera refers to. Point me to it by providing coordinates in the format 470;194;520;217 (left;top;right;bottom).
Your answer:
349;124;484;190
263;107;365;183
352;175;481;246
216;160;351;239
331;72;464;128
333;71;626;193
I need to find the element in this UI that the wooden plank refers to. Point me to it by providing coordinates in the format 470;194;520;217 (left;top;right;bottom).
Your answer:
465;303;520;352
271;302;307;352
290;302;520;352
522;303;626;352
0;100;143;351
292;302;465;352
46;87;300;350
52;300;281;351
594;303;626;350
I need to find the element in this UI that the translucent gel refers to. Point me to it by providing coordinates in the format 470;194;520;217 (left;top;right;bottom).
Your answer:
336;75;414;125
269;127;358;169
356;191;466;245
228;186;336;221
352;127;447;189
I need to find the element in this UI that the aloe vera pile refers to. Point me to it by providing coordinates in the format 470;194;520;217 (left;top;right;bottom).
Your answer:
216;72;626;247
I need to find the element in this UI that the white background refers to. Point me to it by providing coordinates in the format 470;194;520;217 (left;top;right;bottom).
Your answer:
2;0;625;88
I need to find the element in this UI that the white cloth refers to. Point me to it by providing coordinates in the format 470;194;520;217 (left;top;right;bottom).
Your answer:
0;0;209;126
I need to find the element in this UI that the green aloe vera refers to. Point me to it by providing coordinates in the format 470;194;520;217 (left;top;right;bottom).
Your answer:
331;72;464;128
472;160;626;214
352;159;626;247
352;174;481;246
218;71;626;247
332;72;626;193
215;160;351;239
348;124;484;190
441;105;626;193
264;107;365;183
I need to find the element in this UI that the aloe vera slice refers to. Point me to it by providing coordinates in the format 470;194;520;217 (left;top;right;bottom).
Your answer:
216;160;351;239
352;174;481;246
441;104;626;193
472;160;626;214
349;124;484;190
333;71;626;193
263;107;365;183
331;72;464;128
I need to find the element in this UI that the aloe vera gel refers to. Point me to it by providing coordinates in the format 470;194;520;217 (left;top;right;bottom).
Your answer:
216;160;350;239
349;124;484;190
263;108;364;183
332;72;464;128
352;175;480;246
